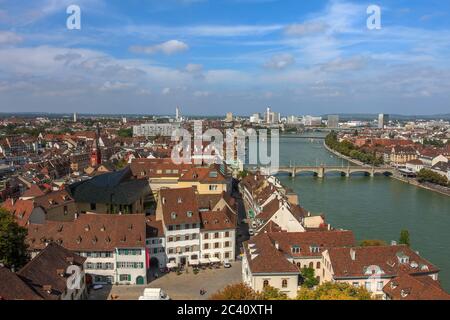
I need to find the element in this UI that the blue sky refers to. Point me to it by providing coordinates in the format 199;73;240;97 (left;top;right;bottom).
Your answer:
0;0;450;115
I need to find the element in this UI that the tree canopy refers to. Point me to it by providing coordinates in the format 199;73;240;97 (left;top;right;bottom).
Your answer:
399;229;411;247
297;282;372;300
325;132;383;166
0;208;30;270
300;267;319;288
210;283;287;300
359;239;387;247
417;169;449;187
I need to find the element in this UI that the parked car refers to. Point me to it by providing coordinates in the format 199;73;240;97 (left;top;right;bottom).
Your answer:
223;259;232;268
139;288;170;300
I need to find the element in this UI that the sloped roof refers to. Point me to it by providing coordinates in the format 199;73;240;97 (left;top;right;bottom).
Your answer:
383;271;450;300
0;267;43;300
328;245;439;278
18;243;86;300
68;167;149;205
27;214;146;251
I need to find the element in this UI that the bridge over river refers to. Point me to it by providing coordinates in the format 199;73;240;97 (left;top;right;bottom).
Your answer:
260;165;395;178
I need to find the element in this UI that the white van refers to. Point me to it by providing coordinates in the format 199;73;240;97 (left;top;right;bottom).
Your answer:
139;288;170;300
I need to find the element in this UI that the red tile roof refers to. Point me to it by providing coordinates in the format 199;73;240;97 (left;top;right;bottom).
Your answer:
328;245;439;279
2;198;36;227
159;187;201;226
268;230;355;258
17;243;86;300
243;233;299;274
27;214;146;251
383;271;449;300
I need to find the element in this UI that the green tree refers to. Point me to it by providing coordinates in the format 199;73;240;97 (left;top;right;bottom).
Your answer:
399;230;410;247
300;267;319;288
117;128;133;138
297;282;372;300
238;170;249;179
210;283;261;300
0;208;30;270
260;286;288;300
417;169;448;187
359;239;387;247
210;283;287;300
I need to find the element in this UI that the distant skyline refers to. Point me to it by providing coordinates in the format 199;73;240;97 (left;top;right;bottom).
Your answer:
1;0;450;115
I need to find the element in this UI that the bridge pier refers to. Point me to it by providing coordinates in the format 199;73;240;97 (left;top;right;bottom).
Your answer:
318;167;325;178
290;168;296;178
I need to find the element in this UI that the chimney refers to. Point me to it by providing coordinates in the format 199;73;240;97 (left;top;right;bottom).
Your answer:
274;241;280;250
391;240;397;246
350;248;356;261
43;285;52;293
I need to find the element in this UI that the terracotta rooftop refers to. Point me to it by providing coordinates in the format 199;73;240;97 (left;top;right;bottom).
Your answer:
327;245;440;279
27;213;146;251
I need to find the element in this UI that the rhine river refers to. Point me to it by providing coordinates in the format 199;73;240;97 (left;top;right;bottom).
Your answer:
272;133;450;291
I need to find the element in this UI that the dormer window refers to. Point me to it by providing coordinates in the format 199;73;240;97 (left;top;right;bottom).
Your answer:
310;246;320;253
177;197;182;204
187;211;193;217
291;246;300;254
209;171;218;178
401;289;410;298
84;225;90;232
171;212;177;220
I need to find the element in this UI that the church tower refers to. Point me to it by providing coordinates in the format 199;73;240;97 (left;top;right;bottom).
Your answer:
90;123;102;167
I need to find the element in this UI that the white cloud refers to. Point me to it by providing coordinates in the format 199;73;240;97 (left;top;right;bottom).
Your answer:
130;40;189;55
100;81;132;91
264;53;295;70
0;31;23;45
162;87;171;95
193;90;210;97
184;63;203;73
285;22;328;36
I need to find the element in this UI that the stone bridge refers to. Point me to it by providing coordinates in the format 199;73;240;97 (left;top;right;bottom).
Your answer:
263;165;395;178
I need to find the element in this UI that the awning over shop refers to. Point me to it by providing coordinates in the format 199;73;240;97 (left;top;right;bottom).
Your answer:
199;258;210;264
209;257;220;263
189;260;199;266
166;262;177;269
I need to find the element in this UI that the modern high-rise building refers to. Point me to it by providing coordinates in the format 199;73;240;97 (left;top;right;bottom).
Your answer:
250;113;260;123
73;112;77;123
327;115;339;128
378;113;389;129
264;107;280;125
175;106;181;122
302;115;322;126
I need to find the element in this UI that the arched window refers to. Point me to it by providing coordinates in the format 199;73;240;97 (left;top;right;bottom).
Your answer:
263;280;269;288
282;279;288;288
309;262;314;269
316;262;321;269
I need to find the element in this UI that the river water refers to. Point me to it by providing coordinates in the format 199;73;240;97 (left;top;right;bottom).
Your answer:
272;133;450;291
